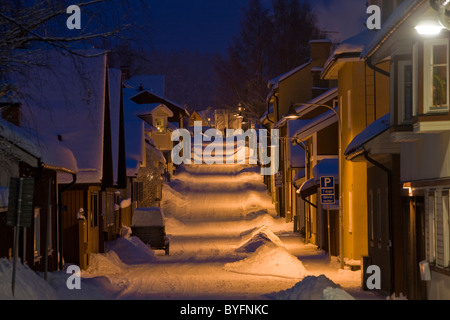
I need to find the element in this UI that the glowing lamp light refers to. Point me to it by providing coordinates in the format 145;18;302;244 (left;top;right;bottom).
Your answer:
415;20;444;35
284;104;299;119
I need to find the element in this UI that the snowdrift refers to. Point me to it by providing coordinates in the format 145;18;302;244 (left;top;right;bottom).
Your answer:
236;225;285;253
0;258;119;300
224;243;308;279
88;235;156;274
267;275;355;300
0;258;58;300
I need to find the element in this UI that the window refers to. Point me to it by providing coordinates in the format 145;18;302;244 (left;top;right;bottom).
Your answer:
90;194;98;228
34;207;41;259
424;39;449;113
155;117;166;134
399;61;413;122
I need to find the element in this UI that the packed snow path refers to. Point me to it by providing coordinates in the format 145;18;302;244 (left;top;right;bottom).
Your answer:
0;164;381;299
162;164;277;221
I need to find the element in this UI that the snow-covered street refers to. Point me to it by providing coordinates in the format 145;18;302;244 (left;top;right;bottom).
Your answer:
0;163;382;300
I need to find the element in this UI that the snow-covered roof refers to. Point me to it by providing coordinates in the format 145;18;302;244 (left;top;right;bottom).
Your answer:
266;59;312;100
108;68;123;185
0;117;78;173
294;87;338;115
277;59;312;84
313;158;339;185
8;50;107;183
344;113;390;157
322;30;376;79
125;75;165;97
293;108;338;140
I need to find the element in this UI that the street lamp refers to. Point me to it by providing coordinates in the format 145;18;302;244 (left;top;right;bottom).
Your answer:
289;102;344;269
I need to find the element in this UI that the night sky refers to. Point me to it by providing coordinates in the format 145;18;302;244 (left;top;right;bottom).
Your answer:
146;0;368;54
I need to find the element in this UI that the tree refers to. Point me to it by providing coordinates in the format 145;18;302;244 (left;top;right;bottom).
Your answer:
214;0;272;119
270;0;324;75
214;0;325;118
0;0;150;95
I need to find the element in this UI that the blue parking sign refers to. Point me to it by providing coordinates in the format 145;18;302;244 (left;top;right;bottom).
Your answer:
320;176;334;189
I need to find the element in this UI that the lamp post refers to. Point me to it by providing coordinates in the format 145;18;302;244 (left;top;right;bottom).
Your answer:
287;102;344;269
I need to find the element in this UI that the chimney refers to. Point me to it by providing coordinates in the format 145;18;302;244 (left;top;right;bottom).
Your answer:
309;39;332;66
120;65;130;84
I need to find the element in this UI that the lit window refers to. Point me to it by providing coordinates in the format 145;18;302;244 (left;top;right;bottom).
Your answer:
155;117;166;133
424;39;449;113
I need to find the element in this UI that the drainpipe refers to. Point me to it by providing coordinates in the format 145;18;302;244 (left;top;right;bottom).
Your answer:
57;173;77;270
366;57;390;78
363;151;395;296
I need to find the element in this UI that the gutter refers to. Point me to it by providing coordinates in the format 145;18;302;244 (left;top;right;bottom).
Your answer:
367;57;390;77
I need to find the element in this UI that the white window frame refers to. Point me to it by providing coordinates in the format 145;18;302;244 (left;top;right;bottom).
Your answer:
413;41;419;117
423;38;450;114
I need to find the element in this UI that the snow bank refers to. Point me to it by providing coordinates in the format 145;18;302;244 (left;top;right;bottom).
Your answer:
267;275;355;300
321;286;356;300
236;225;285;253
86;235;156;276
0;258;58;300
106;236;156;265
161;182;189;218
0;258;120;300
224;243;308;279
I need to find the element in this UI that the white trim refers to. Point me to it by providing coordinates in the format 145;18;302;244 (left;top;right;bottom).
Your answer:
423;38;449;114
413;42;418;117
414;120;450;133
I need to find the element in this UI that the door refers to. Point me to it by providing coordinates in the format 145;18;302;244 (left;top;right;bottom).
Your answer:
403;196;427;300
87;187;100;264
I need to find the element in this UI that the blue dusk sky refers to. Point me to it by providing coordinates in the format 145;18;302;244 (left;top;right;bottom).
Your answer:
146;0;368;54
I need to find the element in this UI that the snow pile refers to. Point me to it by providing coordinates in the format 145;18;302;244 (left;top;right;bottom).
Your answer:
106;236;156;265
47;271;121;300
224;243;308;279
236;225;285;253
87;235;155;276
321;286;355;300
0;258;58;300
161;182;189;218
267;275;355;300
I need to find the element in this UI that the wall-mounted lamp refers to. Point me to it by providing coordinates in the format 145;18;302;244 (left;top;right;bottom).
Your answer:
284;104;299;119
418;0;450;35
